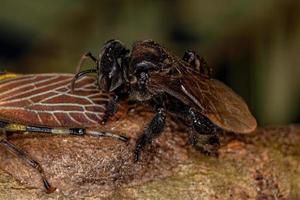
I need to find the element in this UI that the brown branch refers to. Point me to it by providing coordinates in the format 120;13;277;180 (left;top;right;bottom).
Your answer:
0;111;299;199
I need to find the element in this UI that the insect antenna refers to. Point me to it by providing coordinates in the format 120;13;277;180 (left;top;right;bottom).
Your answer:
71;68;97;93
71;52;99;93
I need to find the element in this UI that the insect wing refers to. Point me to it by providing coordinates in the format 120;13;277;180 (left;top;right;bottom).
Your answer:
0;74;109;128
149;72;257;133
182;73;257;133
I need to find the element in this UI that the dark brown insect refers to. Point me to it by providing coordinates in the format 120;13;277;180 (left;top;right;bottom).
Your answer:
0;73;128;193
72;39;257;162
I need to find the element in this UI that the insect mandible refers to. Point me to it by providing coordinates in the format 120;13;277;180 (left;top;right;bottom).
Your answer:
72;39;257;162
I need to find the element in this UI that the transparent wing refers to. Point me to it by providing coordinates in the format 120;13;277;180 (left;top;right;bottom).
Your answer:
0;74;110;128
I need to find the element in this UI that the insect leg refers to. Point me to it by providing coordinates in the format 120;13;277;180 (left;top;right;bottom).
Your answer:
102;85;130;124
0;121;128;142
0;138;56;193
134;108;166;162
188;108;220;156
101;95;119;124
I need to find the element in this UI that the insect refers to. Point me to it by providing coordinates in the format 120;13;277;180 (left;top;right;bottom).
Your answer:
72;39;257;162
0;73;128;193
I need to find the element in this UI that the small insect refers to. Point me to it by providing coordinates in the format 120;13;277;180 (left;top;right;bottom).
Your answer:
72;39;257;162
0;73;128;193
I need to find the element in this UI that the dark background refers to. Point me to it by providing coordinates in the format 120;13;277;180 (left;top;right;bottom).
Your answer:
0;0;299;126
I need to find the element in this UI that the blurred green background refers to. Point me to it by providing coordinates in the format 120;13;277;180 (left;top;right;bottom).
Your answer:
0;0;299;126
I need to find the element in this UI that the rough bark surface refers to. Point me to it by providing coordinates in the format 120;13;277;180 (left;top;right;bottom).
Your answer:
0;110;299;199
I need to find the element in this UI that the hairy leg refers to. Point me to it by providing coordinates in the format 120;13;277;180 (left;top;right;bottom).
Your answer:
101;95;119;124
165;96;220;156
134;108;166;162
188;108;220;156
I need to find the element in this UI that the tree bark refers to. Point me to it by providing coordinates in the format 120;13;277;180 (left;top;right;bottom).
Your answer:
0;110;299;199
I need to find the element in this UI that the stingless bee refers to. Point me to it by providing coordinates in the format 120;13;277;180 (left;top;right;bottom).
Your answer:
72;39;257;162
